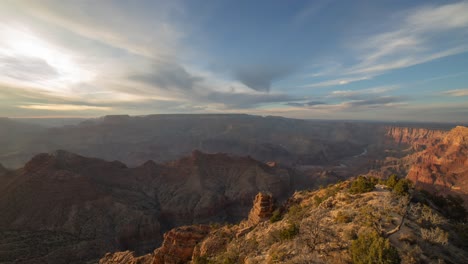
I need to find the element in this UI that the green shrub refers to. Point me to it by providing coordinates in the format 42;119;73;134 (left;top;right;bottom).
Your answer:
279;223;299;240
335;211;352;223
393;179;412;196
313;195;325;206
350;231;400;264
349;176;376;194
287;204;305;221
193;256;210;264
270;209;282;223
385;174;399;189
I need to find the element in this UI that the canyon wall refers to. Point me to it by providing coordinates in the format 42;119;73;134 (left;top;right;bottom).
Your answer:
385;126;448;147
385;126;468;205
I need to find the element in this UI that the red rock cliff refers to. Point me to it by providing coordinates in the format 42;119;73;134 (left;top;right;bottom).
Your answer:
385;126;447;147
405;126;468;205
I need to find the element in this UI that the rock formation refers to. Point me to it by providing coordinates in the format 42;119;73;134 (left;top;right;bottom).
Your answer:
247;192;275;225
100;192;276;264
153;225;211;264
100;225;211;264
99;251;153;264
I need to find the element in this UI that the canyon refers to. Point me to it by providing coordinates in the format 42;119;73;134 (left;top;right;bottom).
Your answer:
0;150;296;263
0;115;465;263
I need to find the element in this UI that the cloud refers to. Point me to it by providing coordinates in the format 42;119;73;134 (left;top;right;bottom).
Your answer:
129;63;203;91
348;2;468;75
329;86;398;99
286;101;326;107
301;76;371;88
0;55;58;81
286;85;407;112
345;96;406;108
304;1;468;87
18;104;111;111
441;88;468;96
292;0;331;24
233;64;294;92
8;0;183;60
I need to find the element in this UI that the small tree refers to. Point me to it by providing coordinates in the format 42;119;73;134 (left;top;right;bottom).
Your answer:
393;179;411;196
350;231;400;264
386;174;399;189
349;176;375;194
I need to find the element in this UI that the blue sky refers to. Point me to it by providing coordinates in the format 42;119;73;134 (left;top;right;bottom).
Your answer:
0;0;467;122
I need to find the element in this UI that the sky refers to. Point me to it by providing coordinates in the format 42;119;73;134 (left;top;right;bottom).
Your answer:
0;0;467;122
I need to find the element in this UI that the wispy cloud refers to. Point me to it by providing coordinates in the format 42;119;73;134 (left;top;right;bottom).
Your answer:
292;0;332;24
285;85;406;112
301;76;371;88
18;104;112;111
329;86;398;99
304;1;468;87
441;88;468;96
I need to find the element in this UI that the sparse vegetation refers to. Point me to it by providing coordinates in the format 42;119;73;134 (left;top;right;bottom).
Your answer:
313;184;341;206
419;205;447;227
187;180;468;264
420;190;467;222
421;227;449;245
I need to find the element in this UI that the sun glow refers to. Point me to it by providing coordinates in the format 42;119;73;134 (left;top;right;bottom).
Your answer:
0;25;93;90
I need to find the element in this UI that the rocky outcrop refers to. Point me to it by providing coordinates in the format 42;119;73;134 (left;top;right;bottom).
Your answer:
99;251;153;264
188;180;468;264
100;225;211;264
247;192;275;225
153;225;211;264
101;193;276;264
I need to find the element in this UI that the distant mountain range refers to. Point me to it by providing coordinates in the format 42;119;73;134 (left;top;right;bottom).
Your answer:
0;114;456;169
